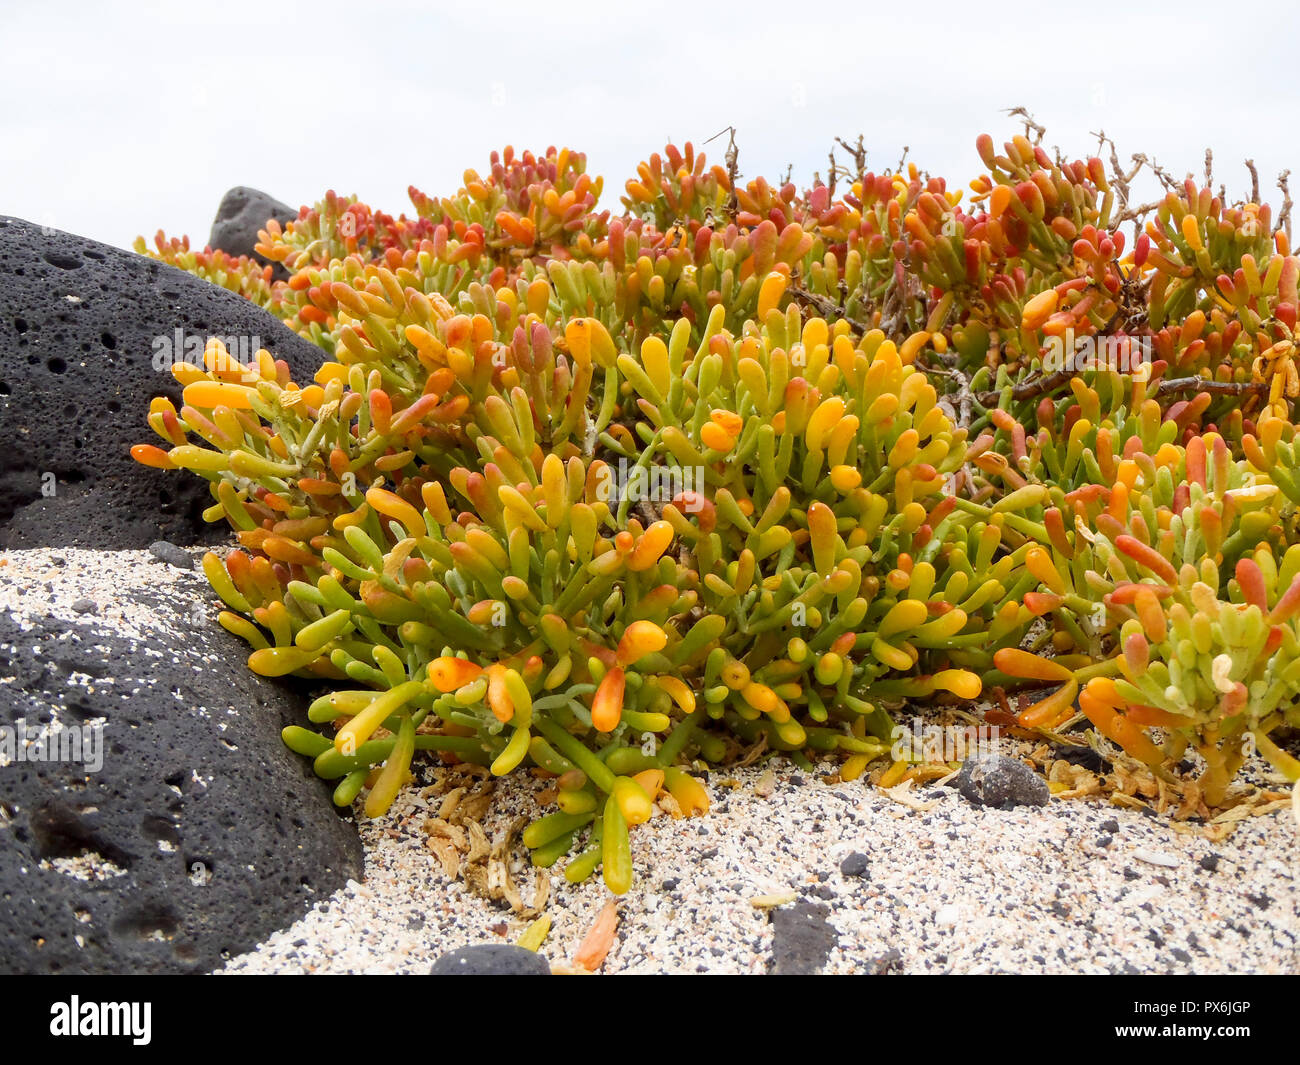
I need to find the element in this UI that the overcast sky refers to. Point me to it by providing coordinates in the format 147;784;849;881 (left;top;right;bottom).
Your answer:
5;1;1298;252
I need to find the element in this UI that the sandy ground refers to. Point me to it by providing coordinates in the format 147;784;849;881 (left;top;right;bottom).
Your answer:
4;547;1297;975
216;757;1299;975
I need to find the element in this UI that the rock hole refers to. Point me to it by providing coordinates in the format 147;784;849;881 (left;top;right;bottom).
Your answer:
47;357;67;375
141;815;181;846
29;802;132;869
43;251;82;270
111;908;180;942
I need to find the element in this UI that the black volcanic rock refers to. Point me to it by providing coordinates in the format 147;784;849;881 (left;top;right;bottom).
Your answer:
208;187;297;268
0;568;362;975
956;753;1050;809
0;216;324;548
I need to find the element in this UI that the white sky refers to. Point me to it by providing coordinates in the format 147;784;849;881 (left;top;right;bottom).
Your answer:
4;0;1299;252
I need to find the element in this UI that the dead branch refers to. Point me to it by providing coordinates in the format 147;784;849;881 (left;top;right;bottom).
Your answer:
1132;153;1181;193
705;126;741;219
1155;378;1269;399
1005;106;1046;145
835;135;867;180
789;284;872;334
977;372;1270;409
918;358;976;429
1278;170;1293;241
1093;129;1148;223
976;368;1073;407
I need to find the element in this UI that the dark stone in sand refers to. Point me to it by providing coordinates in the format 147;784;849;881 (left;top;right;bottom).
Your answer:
839;851;871;879
147;540;193;570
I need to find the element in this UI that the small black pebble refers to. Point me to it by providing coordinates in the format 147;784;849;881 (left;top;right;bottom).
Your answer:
71;598;98;614
790;773;805;787
1171;948;1192;964
1101;818;1120;833
839;852;870;878
148;540;194;570
1199;854;1219;872
661;878;679;891
1123;866;1139;880
1096;834;1112;848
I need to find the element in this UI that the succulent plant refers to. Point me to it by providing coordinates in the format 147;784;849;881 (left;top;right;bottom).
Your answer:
135;128;1300;892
